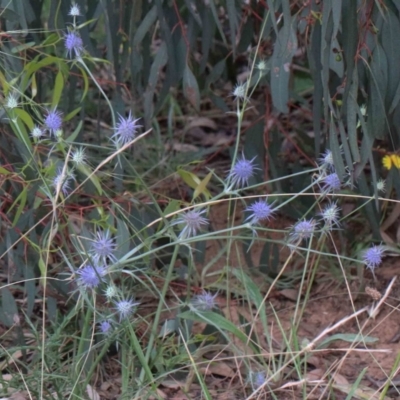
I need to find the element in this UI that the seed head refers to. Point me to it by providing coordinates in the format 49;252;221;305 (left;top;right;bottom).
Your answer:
76;264;107;289
64;31;84;58
111;112;141;146
245;200;274;225
190;290;218;312
45;109;63;134
228;156;258;188
172;209;208;239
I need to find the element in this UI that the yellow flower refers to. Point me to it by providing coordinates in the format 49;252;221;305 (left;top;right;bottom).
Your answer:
383;155;392;170
382;154;400;170
391;154;400;169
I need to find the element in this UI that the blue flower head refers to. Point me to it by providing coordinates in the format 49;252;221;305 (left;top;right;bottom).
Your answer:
363;245;384;271
115;298;139;321
45;109;62;134
322;172;341;192
64;31;83;58
245;200;274;225
249;371;266;390
91;229;116;263
228;155;258;188
76;264;107;289
99;320;112;335
111;112;141;146
190;290;218;312
52;168;75;195
172;209;208;239
289;219;317;243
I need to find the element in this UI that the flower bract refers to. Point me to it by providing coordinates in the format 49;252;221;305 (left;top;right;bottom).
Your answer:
289;219;317;243
52;168;75;195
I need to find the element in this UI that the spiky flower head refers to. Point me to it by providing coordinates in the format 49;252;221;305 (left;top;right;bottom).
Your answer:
245;200;274;225
318;149;335;171
69;3;81;16
172;209;208;239
289;219;317;243
91;229;116;263
31;125;44;139
45;109;63;134
257;60;268;71
5;93;18;109
104;285;118;302
363;245;384;272
320;202;340;229
52;167;75;195
376;178;386;193
190;290;218;312
111;112;141;146
115;298;139;321
76;264;107;289
71;147;87;166
322;172;341;192
232;82;247;101
99;320;112;335
64;31;84;58
228;156;258;188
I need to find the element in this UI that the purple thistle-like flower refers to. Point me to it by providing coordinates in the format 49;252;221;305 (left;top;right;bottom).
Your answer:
228;156;258;188
64;31;83;58
111;112;141;146
363;245;384;271
245;200;274;225
190;290;218;311
45;109;62;134
76;264;107;289
99;320;112;334
289;219;317;243
91;230;116;262
115;298;139;320
52;168;75;195
322;172;341;192
172;209;208;239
